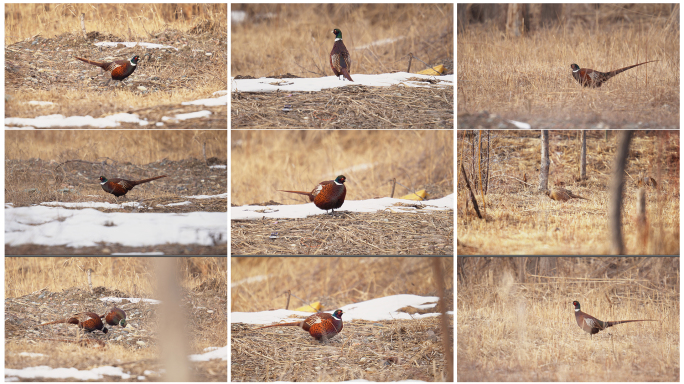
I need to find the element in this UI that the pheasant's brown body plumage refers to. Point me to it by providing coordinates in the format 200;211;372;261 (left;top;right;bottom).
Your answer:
76;56;139;81
545;188;589;202
279;175;347;213
39;312;108;333
330;29;353;81
100;307;127;327
253;309;344;341
100;175;167;197
571;61;658;88
572;301;655;339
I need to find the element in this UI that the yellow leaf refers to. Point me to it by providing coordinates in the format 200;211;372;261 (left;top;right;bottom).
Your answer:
400;190;428;201
417;65;445;75
295;302;322;312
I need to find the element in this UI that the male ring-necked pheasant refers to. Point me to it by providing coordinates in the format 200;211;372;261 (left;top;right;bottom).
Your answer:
572;301;655;339
279;175;347;213
38;312;108;334
253;309;344;341
330;29;353;81
570;61;658;88
76;55;140;83
99;175;167;197
100;307;127;328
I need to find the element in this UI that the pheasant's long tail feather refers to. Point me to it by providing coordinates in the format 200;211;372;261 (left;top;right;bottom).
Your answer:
133;175;167;185
252;321;303;331
278;190;313;197
75;57;106;69
605;319;656;327
610;60;659;78
341;68;354;82
39;319;71;326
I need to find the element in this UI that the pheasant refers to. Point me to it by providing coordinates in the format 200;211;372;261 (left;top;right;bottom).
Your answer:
99;175;167;197
75;55;140;83
38;312;108;334
253;309;344;341
330;29;353;82
572;301;655;339
100;307;127;328
545;188;589;202
279;175;347;213
570;61;658;88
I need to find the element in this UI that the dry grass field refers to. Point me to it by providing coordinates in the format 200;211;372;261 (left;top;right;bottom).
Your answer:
457;4;679;129
232;4;452;79
231;130;453;255
457;130;679;255
231;4;453;129
5;4;227;128
5;257;227;381
231;257;453;381
457;257;679;382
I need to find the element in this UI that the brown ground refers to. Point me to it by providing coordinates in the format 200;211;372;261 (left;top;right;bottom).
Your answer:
6;24;227;129
232;82;453;129
232;210;453;255
5;157;227;255
231;257;453;382
5;257;227;382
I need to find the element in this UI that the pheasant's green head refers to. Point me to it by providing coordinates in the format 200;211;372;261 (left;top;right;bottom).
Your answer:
332;309;344;319
119;318;127;327
332;29;343;39
334;175;346;185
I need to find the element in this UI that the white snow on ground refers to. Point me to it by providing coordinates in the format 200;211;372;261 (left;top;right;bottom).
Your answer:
232;294;452;325
5;113;149;129
6;206;227;248
41;193;227;210
161;110;212;123
182;94;228;107
100;297;161;305
231;72;453;93
189;346;228;362
5;346;226;380
5;366;131;381
28;101;55;106
6;92;227;129
94;41;178;51
232;194;453;220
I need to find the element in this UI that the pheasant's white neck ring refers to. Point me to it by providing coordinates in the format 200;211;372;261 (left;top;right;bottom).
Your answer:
335;38;342;42
332;313;342;320
130;60;137;66
575;307;580;312
100;180;106;185
334;180;343;185
572;68;579;73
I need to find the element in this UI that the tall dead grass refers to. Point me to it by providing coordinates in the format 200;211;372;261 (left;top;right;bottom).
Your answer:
231;130;453;206
457;257;678;381
231;4;453;77
457;4;679;125
231;257;453;312
5;4;226;44
6;130;227;164
5;257;227;299
457;130;679;255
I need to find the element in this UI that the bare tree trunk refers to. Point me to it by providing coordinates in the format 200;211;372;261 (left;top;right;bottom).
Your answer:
539;131;550;191
506;3;524;37
609;131;633;254
580;130;587;179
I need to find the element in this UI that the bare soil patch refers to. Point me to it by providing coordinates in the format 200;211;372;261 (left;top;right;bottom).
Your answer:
6;17;227;129
5;257;227;381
